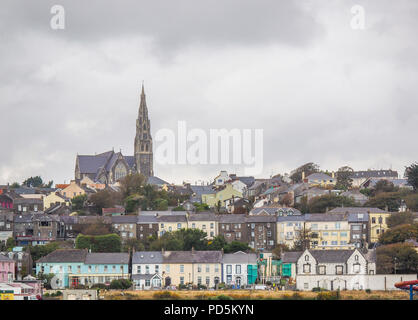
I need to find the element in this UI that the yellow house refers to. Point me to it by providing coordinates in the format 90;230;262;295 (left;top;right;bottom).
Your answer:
59;180;88;199
157;214;188;237
43;192;70;209
304;172;336;188
368;209;391;243
201;184;242;208
187;213;219;239
161;250;222;288
304;213;354;250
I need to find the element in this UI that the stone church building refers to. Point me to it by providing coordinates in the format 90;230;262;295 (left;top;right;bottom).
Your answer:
74;85;155;185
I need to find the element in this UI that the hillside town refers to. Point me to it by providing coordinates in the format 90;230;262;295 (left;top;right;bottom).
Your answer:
0;87;417;300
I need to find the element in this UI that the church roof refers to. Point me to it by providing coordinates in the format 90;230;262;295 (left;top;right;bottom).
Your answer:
147;176;169;186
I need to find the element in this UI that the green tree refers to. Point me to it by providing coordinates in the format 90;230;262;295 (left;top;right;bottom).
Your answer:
372;180;398;196
122;238;145;252
37;272;56;289
5;237;16;251
307;194;356;213
75;234;122;252
194;203;210;212
377;242;418;274
365;192;402;212
224;241;251;253
10;182;20;189
290;162;320;183
405;162;418;191
90;189;122;214
387;212;415;228
29;242;61;267
379;223;418;245
72;194;88;211
405;193;418;211
207;236;228;250
292;225;313;251
119;173;146;199
22;176;44;188
335;166;354;190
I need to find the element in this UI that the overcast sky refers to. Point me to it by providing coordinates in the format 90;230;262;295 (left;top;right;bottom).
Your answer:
1;0;417;185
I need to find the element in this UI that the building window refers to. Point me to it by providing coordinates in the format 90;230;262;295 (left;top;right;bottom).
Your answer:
305;255;309;261
180;277;184;285
226;265;232;274
206;276;210;286
137;266;141;273
180;265;184;273
166;265;170;273
198;265;202;273
353;264;360;273
155;265;159;273
177;223;181;229
318;266;326;274
236;265;241;274
335;265;343;275
197;276;202;285
205;265;210;273
145;265;150;274
303;264;311;273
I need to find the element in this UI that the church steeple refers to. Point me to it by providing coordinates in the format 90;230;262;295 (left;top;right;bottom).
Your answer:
134;83;153;178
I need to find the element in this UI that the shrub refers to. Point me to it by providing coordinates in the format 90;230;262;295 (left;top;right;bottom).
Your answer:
109;279;132;290
365;289;372;294
91;283;108;290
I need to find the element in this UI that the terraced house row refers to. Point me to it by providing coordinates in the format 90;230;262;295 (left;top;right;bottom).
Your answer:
36;249;258;290
111;207;392;251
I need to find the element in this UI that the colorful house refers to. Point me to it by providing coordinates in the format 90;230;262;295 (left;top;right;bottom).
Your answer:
222;251;257;287
0;254;15;283
43;192;70;210
201;184;243;208
36;249;129;288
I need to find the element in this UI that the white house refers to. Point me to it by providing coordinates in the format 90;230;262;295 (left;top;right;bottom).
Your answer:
294;249;378;291
131;251;163;290
221;251;257;287
214;171;230;186
231;180;247;195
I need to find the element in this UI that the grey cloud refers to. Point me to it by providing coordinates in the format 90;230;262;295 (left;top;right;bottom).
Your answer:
1;0;323;50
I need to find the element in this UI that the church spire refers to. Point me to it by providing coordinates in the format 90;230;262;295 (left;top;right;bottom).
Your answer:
134;82;153;178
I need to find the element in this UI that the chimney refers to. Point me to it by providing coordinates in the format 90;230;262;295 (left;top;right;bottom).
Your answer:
302;171;305;181
221;248;224;255
331;171;335;178
191;246;195;254
161;248;165;255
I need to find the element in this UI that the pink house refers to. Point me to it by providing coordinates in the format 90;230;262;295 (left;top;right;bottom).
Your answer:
0;254;15;282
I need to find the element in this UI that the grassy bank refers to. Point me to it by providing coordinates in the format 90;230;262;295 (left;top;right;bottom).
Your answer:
100;289;414;300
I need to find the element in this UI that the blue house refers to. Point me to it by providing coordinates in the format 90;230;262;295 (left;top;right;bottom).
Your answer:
36;249;129;288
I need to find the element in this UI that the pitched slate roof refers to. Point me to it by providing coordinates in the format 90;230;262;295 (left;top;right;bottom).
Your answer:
309;249;355;263
245;215;276;223
162;250;222;263
137;215;158;223
0;254;15;262
350;170;398;179
328;207;388;214
158;215;187;223
111;215;138;224
85;252;129;264
36;249;87;263
132;273;161;280
277;215;306;222
124;156;136;169
237;176;255;187
222;251;257;264
190;185;215;195
78;154;111;174
281;251;303;263
147;176;169;186
305;213;346;222
132;251;163;264
306;173;333;180
347;212;369;222
188;213;219;221
219;214;246;223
